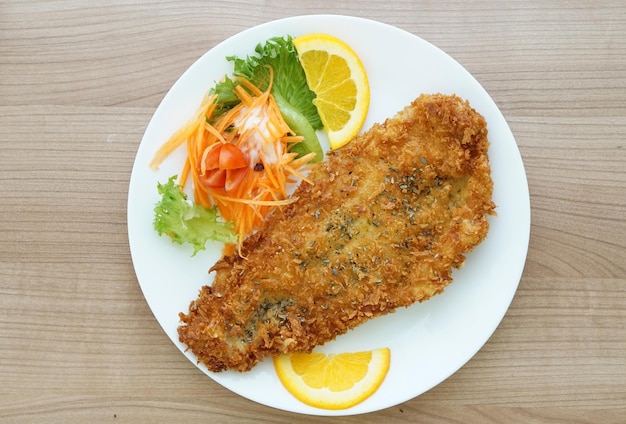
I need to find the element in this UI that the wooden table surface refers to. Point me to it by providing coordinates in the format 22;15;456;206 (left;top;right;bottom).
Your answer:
1;1;624;422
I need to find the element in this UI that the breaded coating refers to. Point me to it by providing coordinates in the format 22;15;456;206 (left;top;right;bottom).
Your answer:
178;93;495;372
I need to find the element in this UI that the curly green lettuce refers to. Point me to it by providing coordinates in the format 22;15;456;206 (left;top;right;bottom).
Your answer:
153;176;236;255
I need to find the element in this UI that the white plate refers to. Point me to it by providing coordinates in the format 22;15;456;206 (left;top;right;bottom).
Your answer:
128;15;530;416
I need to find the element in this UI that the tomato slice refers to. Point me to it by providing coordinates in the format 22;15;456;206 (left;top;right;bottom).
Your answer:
225;167;249;192
203;144;222;171
219;143;248;170
199;168;226;189
199;143;249;191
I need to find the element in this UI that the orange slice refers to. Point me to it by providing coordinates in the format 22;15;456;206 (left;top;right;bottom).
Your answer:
274;347;390;410
293;33;370;150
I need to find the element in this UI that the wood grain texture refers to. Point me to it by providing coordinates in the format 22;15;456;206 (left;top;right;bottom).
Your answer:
1;0;624;422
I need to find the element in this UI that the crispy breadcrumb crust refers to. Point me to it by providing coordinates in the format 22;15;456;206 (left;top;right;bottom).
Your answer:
178;93;495;372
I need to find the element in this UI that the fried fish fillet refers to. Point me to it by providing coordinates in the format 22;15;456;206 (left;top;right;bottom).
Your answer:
178;93;495;372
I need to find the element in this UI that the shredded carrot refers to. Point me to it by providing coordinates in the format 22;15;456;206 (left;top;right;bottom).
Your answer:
149;67;315;253
149;95;214;170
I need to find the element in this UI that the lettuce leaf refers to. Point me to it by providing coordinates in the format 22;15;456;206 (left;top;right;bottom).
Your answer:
153;176;236;255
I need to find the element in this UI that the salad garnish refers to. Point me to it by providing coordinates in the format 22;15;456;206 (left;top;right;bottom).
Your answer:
150;36;321;254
